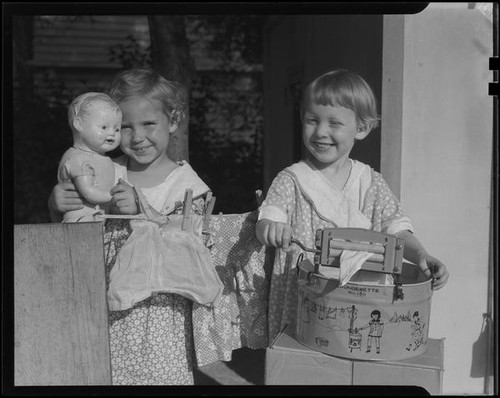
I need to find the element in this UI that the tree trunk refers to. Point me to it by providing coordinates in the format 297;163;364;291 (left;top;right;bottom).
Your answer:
148;16;196;162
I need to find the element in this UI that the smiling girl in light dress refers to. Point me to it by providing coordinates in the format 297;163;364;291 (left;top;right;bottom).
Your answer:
256;69;449;342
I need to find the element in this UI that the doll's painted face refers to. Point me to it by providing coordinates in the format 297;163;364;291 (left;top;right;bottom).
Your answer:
75;101;122;154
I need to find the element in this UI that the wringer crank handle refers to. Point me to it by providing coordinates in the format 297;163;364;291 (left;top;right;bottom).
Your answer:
291;238;318;254
292;228;406;301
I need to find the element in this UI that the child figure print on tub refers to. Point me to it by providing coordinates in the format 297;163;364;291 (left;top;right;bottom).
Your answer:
57;92;122;222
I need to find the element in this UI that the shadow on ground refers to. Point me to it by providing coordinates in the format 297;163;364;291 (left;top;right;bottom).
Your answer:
194;348;266;385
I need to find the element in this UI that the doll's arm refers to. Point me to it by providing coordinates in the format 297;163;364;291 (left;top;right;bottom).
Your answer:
73;174;112;205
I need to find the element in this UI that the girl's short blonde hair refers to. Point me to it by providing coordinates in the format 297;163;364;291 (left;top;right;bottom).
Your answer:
302;69;380;130
107;68;186;125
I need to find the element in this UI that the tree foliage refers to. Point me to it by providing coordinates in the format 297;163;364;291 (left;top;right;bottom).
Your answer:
109;34;152;69
187;15;265;212
187;15;264;70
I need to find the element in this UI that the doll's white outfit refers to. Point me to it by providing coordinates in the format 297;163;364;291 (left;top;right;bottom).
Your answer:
57;147;115;222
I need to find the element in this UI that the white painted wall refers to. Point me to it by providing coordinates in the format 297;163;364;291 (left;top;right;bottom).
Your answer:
382;3;494;395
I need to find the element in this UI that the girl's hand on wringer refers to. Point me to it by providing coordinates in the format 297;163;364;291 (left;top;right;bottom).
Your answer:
256;219;293;251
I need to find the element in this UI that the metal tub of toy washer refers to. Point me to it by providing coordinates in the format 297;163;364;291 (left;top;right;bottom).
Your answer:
296;259;433;361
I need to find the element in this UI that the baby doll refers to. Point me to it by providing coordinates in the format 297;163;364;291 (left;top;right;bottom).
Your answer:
57;92;122;222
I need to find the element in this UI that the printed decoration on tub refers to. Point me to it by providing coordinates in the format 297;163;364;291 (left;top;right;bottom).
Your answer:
405;311;426;351
347;305;361;352
354;309;384;354
299;289;427;354
298;290;361;349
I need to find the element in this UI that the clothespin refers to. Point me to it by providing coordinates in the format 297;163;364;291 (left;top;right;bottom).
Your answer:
205;191;213;213
134;186;156;220
202;192;216;244
255;189;263;207
203;192;216;227
182;189;193;231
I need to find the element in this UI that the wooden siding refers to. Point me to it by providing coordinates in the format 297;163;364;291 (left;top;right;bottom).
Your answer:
31;15;225;72
31;16;150;96
30;15;225;96
33;15;150;69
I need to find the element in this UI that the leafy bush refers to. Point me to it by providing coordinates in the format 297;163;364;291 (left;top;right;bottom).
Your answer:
14;72;73;223
189;71;263;213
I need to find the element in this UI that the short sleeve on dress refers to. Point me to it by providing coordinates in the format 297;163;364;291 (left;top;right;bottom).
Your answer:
364;171;414;235
258;171;296;223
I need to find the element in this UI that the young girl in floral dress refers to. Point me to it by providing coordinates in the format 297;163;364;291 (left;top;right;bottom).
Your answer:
256;69;450;342
50;68;211;385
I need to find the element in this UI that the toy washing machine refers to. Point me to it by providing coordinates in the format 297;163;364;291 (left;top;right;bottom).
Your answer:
295;228;433;361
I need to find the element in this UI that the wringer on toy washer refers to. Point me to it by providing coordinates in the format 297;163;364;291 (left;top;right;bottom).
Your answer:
294;228;434;361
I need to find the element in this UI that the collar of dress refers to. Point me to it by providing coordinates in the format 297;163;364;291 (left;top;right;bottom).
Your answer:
284;159;372;229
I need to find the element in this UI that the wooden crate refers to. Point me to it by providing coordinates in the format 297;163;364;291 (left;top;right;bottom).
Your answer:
14;223;111;385
266;326;443;394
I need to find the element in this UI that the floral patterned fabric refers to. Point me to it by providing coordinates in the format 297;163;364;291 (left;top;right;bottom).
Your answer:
192;211;274;367
259;160;414;343
103;198;205;386
103;207;274;384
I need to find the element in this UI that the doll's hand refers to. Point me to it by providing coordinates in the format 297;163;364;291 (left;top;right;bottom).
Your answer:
110;179;139;215
256;219;293;251
416;252;449;290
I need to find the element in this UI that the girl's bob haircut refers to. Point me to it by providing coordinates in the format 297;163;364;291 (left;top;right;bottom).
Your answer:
107;68;187;126
302;69;380;130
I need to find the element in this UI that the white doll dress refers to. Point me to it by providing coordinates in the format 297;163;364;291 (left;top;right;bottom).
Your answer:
107;188;223;311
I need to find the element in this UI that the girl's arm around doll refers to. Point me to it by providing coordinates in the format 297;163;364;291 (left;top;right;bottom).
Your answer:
48;181;84;222
48;178;139;222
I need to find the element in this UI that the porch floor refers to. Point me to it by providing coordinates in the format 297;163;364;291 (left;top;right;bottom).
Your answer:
193;347;265;385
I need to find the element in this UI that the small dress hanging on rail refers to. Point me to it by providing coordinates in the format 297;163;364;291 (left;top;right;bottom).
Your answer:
107;187;223;311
